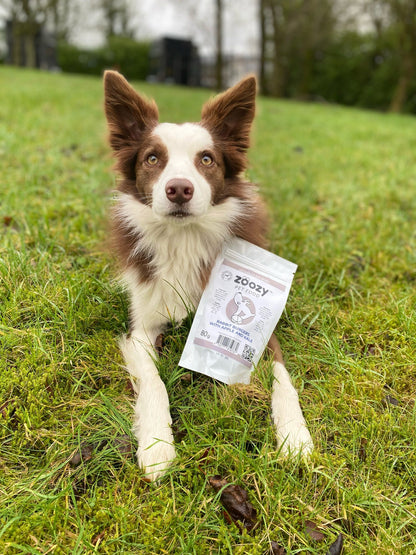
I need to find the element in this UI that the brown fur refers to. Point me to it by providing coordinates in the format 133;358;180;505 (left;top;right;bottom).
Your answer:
104;71;159;181
111;222;155;283
201;76;257;177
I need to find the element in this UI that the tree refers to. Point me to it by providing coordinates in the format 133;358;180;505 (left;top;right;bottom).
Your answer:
259;0;335;98
97;0;136;40
384;0;416;112
259;0;295;96
0;0;81;66
259;0;267;93
2;0;49;67
47;0;76;41
215;0;224;90
354;0;416;112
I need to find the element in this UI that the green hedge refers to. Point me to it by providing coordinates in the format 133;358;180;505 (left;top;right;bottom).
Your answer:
58;36;150;80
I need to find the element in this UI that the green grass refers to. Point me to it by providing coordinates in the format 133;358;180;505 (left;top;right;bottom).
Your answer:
1;66;415;554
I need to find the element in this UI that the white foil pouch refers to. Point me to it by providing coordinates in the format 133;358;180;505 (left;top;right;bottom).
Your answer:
179;238;297;385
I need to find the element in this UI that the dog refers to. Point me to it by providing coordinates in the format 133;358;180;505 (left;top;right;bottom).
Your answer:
231;292;255;325
103;71;313;480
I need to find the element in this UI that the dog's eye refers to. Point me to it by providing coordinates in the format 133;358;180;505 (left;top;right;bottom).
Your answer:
146;154;158;165
201;154;213;166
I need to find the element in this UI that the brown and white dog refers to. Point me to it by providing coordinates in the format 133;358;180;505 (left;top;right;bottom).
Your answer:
103;71;313;480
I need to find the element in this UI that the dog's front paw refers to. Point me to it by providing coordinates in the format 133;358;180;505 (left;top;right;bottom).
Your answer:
137;439;176;481
271;362;314;458
275;418;314;458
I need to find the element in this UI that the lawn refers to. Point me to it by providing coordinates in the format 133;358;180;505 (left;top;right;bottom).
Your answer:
0;66;415;554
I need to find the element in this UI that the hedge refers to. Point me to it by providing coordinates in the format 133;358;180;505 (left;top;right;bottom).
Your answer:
58;36;150;81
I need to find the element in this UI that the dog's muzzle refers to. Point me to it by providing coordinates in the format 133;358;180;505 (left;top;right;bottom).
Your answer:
165;178;194;217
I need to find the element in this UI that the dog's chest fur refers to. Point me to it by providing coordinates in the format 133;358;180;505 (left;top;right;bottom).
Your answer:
115;192;245;327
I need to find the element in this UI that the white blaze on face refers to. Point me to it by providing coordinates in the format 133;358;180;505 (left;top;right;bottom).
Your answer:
150;122;215;218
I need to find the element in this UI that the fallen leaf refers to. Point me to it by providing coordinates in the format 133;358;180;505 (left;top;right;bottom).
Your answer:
361;343;377;357
358;437;367;462
197;447;212;474
383;394;400;407
326;533;344;554
45;383;54;397
91;530;106;546
209;475;228;491
125;379;135;395
69;444;94;467
268;540;287;554
209;475;257;531
155;333;165;357
305;520;325;541
69;440;107;467
113;434;134;458
348;254;366;278
0;398;16;418
2;216;20;231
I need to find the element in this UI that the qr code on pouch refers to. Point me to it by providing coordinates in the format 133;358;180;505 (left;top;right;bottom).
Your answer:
242;344;256;362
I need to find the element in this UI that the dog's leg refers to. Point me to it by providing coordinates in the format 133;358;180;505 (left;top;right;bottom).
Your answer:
268;334;313;456
120;330;176;480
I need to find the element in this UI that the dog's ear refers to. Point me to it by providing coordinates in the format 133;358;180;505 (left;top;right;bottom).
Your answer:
104;70;159;153
201;75;257;176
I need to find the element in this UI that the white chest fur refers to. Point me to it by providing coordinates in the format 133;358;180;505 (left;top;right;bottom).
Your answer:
116;193;245;332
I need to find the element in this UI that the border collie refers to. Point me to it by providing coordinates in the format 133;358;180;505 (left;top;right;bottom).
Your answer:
103;71;313;480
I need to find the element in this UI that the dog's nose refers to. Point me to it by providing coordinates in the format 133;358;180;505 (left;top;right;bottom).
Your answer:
165;178;194;205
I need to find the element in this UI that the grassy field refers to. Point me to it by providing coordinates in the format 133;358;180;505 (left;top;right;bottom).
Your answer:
0;66;415;554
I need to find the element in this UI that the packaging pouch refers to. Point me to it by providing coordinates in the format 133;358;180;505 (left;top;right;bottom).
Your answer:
179;238;297;384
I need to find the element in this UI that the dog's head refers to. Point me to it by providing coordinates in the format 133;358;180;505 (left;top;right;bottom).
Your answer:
104;71;256;221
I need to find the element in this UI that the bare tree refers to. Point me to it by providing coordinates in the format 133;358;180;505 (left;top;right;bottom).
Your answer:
259;0;287;96
0;0;82;65
47;0;75;41
215;0;224;90
1;0;50;66
259;0;267;93
97;0;135;39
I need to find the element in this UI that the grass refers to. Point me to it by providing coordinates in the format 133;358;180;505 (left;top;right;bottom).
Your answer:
0;66;415;554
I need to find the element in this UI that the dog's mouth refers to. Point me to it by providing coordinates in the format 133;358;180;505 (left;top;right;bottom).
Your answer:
169;209;191;219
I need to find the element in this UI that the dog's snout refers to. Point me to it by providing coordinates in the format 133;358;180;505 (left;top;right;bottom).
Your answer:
165;178;194;205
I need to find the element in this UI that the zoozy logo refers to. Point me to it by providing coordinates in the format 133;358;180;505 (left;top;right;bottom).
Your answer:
234;275;269;297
